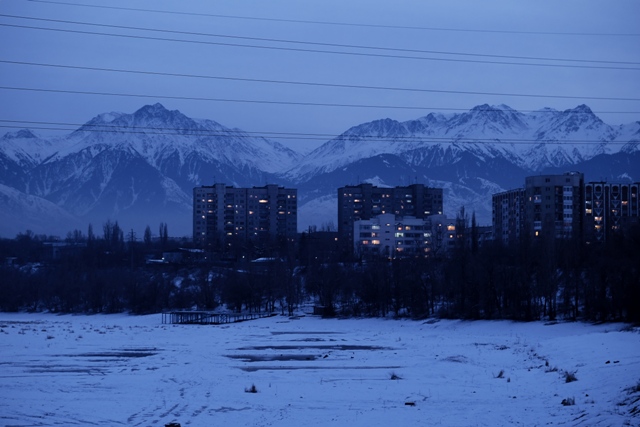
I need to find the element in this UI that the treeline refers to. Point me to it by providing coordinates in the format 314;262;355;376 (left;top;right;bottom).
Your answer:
0;221;303;315
0;218;639;322
310;214;640;322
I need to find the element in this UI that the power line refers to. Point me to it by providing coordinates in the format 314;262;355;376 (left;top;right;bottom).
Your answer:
24;0;640;37
3;85;640;112
1;60;639;103
1;17;639;70
1;120;636;146
2;14;638;65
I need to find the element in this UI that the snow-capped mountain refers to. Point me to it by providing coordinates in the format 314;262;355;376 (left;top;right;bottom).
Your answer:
0;129;61;168
284;104;638;229
0;103;637;237
0;103;302;237
58;103;301;174
285;104;634;181
0;183;78;237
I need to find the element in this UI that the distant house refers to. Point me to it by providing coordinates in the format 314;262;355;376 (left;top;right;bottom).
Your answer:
146;248;206;265
42;241;86;260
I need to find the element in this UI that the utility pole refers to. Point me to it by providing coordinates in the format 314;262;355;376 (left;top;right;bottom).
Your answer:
128;229;136;270
128;229;137;311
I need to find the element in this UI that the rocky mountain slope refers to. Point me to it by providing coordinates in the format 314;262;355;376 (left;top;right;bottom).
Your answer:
0;103;638;237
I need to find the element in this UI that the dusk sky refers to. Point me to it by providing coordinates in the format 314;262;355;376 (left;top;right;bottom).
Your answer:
1;0;639;151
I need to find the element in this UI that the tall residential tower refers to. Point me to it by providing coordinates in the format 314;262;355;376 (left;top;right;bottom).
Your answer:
193;184;297;249
338;183;443;244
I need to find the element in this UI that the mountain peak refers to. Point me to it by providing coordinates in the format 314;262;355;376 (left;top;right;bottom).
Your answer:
469;104;517;115
2;129;38;140
556;104;604;129
125;103;201;132
470;104;493;112
343;117;406;137
134;103;171;118
572;104;594;114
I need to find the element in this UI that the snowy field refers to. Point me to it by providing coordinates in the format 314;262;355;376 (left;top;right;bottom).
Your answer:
1;313;639;426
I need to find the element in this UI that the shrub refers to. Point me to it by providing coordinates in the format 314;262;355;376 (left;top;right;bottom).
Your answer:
563;371;578;383
627;381;640;394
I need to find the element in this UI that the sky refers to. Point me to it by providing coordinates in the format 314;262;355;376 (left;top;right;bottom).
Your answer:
1;0;639;152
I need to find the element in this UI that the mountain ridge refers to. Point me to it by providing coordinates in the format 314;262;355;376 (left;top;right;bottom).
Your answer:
1;103;638;237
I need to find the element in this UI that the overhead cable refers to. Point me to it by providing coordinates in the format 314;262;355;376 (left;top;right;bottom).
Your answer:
24;0;640;37
0;17;638;70
1;14;639;65
1;60;639;102
3;85;640;112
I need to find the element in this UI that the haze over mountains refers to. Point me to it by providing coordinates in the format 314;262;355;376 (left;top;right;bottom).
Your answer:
1;103;638;238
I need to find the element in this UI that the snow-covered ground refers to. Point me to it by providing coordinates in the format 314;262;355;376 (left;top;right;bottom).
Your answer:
1;312;638;426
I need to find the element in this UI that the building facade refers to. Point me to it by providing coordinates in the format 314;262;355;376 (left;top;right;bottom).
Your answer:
524;172;584;240
353;213;456;258
584;181;640;243
492;188;525;245
338;183;443;245
193;184;297;249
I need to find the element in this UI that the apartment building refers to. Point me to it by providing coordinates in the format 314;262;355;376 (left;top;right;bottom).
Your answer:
584;181;640;243
492;188;525;245
524;172;584;240
353;213;456;258
193;184;297;249
338;183;443;245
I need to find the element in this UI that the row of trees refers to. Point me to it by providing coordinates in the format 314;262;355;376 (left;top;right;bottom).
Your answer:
305;209;638;322
1;217;638;322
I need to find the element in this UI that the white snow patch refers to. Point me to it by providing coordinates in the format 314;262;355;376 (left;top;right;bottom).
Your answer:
0;313;637;426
